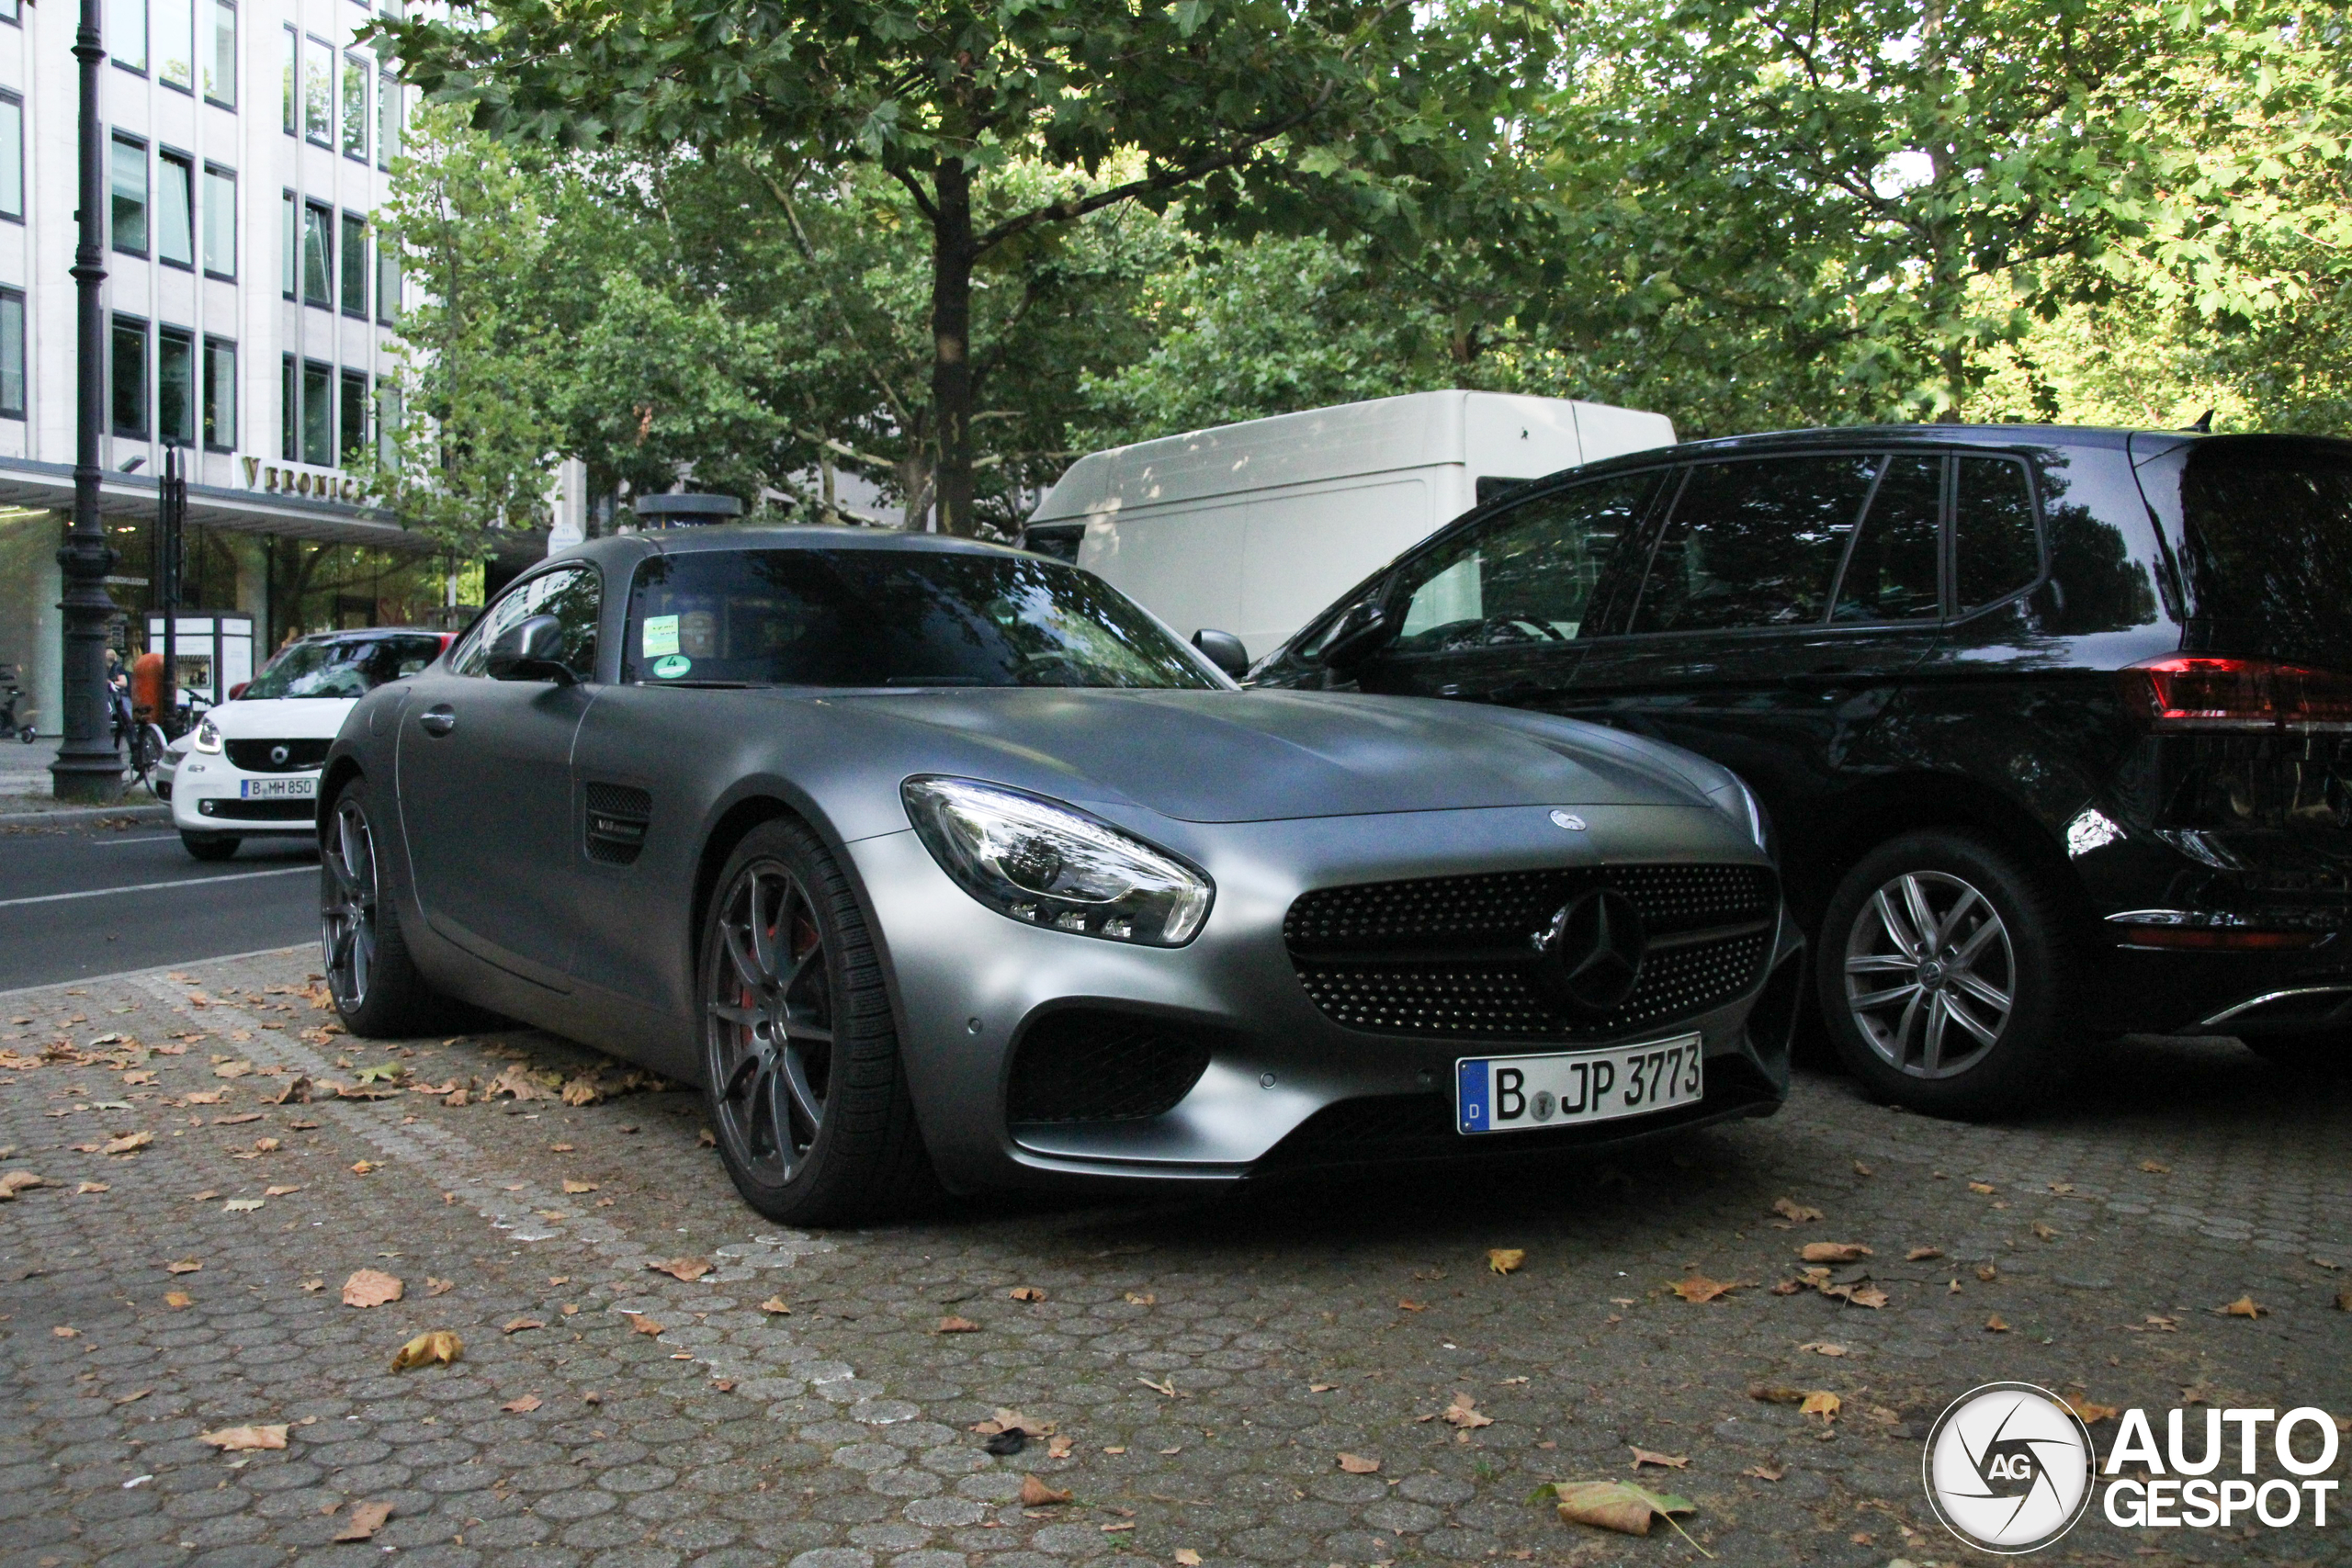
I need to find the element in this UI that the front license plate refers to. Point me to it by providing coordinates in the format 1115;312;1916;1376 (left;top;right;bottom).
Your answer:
240;776;316;800
1455;1034;1703;1134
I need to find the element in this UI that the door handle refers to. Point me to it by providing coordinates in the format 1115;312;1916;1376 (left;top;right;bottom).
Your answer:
417;705;456;737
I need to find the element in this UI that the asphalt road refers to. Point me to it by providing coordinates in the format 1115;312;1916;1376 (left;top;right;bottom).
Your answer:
0;818;319;988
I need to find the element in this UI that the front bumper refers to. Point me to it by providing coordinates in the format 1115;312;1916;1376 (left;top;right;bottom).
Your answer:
170;759;321;834
845;800;1796;1194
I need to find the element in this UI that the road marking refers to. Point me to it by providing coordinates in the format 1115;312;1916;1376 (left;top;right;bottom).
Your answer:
0;865;313;908
86;834;182;846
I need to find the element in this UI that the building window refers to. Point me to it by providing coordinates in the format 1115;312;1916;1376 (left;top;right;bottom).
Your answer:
280;189;296;298
0;289;23;420
341;53;368;161
107;0;147;73
205;0;235;108
109;134;148;256
156;0;194;89
340;212;368;316
280;354;296;460
281;27;296;134
202;164;235;278
203;336;235;449
303;36;332;146
157;150;195;269
375;378;400;467
0;92;21;221
340;368;368;465
378;71;398;168
112;315;149;439
301;359;332;467
0;0;20;25
377;242;400;326
302;200;332;307
159;326;196;446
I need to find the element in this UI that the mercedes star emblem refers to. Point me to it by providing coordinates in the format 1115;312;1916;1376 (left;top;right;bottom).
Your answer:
1527;887;1647;1017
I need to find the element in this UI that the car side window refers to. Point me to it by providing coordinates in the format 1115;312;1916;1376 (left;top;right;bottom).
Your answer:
1953;456;2041;611
1631;456;1880;634
1831;455;1944;622
447;566;601;680
1389;472;1663;655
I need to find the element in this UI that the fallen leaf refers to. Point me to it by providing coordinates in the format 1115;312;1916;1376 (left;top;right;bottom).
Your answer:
1629;1447;1689;1470
1905;1246;1944;1262
1009;1285;1046;1302
646;1257;711;1282
75;1180;109;1194
2031;1222;2058;1242
1669;1274;1747;1303
1800;1392;1841;1422
164;1258;201;1274
1442;1392;1495;1429
51;1325;79;1338
1984;1314;2011;1333
389;1330;462;1371
1046;1433;1074;1460
342;1269;403;1309
1800;1242;1872;1264
1019;1475;1072;1506
2337;1291;2352;1314
1487;1248;1525;1275
935;1315;981;1334
1309;1383;1336;1393
758;1296;792;1315
1797;1341;1848;1357
2062;1396;2120;1423
198;1425;288;1451
1537;1479;1698;1539
2220;1295;2267;1318
268;1077;311;1105
1396;1299;1427;1312
115;1388;152;1405
0;1170;49;1199
101;1131;153;1156
1138;1374;1182;1398
502;1317;545;1335
2139;1159;2170;1174
1968;1180;1996;1195
1175;1551;1203;1566
263;1185;301;1198
1742;1463;1784;1482
213;1060;253;1079
1977;1263;1999;1282
626;1314;664;1336
223;1198;263;1212
1337;1452;1381;1474
334;1501;392;1542
1124;1292;1155;1305
695;1126;716;1147
503;1393;542;1414
1772;1198;1824;1223
562;1179;597;1194
349;1160;378;1175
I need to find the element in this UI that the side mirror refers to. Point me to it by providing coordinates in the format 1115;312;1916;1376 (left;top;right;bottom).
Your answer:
226;682;247;700
484;615;577;685
1319;601;1395;673
1191;628;1250;678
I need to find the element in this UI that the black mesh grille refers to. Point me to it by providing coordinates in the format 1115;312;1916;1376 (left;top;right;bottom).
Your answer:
1284;863;1775;1042
1005;1010;1215;1124
583;783;652;866
198;797;315;821
224;739;331;773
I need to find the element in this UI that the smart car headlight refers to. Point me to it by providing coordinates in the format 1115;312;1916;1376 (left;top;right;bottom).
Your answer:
193;716;222;754
902;776;1213;946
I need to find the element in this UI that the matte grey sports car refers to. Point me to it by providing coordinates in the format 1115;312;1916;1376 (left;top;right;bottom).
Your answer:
318;528;1804;1223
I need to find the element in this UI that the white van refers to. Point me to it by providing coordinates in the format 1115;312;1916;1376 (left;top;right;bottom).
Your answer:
1022;390;1674;662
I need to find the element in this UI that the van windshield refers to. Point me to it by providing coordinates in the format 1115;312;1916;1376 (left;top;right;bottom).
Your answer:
2176;444;2352;665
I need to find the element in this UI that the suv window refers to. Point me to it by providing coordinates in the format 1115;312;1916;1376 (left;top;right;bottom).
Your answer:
1953;455;2040;610
1632;456;1880;634
1832;454;1944;622
449;566;601;681
1391;472;1662;655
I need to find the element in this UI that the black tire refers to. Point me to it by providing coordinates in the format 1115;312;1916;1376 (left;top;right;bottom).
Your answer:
181;831;240;861
1816;829;2076;1117
320;777;459;1039
2243;1034;2352;1077
698;817;934;1225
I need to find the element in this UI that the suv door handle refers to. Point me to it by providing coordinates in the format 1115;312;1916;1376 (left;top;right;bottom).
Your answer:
417;705;456;737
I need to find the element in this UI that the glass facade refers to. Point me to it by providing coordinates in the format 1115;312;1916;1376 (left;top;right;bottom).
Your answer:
110;134;148;255
159;327;197;447
112;316;149;439
107;0;147;73
341;52;368;161
205;0;235;107
157;150;195;268
0;291;21;420
341;212;367;316
303;35;331;145
301;359;332;467
156;0;195;90
204;338;236;450
202;164;235;278
0;94;18;221
302;200;332;306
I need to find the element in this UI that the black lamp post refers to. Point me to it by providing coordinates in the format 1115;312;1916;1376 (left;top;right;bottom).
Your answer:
51;0;119;801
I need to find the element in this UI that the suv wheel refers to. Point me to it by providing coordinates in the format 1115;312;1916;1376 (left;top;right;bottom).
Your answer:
1817;829;2075;1116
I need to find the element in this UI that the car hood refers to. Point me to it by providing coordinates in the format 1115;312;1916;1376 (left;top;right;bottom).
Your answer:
827;688;1725;823
207;696;356;739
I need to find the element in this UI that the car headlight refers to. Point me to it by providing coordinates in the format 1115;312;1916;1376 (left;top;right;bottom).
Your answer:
192;717;222;754
902;776;1214;945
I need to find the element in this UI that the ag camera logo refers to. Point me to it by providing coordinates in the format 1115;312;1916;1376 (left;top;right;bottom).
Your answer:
1922;1382;2096;1553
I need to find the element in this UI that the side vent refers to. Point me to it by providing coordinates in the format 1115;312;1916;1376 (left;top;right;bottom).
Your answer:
584;783;652;866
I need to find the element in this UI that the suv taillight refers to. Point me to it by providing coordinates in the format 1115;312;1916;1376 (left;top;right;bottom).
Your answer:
2120;657;2352;733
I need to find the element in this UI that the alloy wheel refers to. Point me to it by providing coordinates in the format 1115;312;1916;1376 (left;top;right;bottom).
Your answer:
707;864;834;1183
1843;869;2016;1078
320;797;379;1012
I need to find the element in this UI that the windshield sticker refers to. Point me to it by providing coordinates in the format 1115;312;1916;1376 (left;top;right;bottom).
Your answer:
652;654;692;679
641;615;681;658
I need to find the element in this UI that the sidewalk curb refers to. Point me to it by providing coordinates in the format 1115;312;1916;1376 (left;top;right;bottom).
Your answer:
0;800;175;826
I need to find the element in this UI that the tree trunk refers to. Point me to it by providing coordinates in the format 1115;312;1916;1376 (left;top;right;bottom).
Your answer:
929;159;978;536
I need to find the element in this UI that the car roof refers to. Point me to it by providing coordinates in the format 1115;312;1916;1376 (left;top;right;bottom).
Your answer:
550;524;1035;570
294;626;448;642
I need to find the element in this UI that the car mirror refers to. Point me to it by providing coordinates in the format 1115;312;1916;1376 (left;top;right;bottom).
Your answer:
1319;601;1395;673
484;615;577;685
1191;628;1250;678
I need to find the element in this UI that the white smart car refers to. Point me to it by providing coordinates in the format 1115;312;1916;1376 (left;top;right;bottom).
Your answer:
174;628;450;860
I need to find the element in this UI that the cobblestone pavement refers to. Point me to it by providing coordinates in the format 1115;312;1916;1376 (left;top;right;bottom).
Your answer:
3;947;2348;1568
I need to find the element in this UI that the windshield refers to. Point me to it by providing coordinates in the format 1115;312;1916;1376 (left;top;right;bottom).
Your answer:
243;635;444;699
2175;444;2352;664
625;547;1221;690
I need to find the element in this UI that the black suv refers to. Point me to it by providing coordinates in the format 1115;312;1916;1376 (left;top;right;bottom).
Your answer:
1254;426;2352;1114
